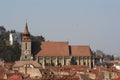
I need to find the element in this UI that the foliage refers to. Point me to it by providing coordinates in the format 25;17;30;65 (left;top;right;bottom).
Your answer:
0;31;45;62
0;32;21;62
31;35;45;42
104;54;114;60
31;35;45;60
95;50;114;61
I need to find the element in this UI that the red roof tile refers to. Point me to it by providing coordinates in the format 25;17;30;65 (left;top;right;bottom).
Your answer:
37;42;70;56
61;65;89;72
90;69;99;75
8;74;22;80
66;76;80;80
0;77;3;80
13;61;41;68
71;46;92;56
111;78;120;80
116;72;120;78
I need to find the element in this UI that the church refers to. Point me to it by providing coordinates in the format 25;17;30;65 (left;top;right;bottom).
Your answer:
36;42;94;68
14;23;95;69
13;23;42;78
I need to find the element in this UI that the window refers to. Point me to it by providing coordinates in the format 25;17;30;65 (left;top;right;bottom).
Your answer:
25;56;27;59
25;43;27;49
84;62;86;65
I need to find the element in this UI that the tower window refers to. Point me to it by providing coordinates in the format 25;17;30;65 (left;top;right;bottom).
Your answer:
25;43;27;49
25;56;27;59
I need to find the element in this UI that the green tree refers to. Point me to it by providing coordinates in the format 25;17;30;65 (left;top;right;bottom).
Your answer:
0;32;21;62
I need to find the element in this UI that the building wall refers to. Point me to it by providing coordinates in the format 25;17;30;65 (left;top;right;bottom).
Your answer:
58;57;64;66
37;56;94;68
37;57;45;68
21;42;31;51
51;57;57;66
9;33;13;45
45;57;51;65
79;57;84;65
16;67;42;78
65;57;71;65
75;57;79;65
21;41;32;61
9;32;21;45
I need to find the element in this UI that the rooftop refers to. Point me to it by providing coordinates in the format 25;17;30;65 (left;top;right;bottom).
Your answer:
37;42;70;56
71;46;92;56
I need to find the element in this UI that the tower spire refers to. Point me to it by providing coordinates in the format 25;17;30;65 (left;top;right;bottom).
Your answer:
21;22;32;61
22;22;31;41
23;22;30;35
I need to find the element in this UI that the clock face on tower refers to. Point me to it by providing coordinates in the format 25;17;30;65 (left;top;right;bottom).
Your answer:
24;50;29;55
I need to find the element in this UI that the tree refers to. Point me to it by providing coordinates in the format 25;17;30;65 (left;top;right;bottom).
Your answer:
0;29;45;62
0;32;21;62
31;35;45;60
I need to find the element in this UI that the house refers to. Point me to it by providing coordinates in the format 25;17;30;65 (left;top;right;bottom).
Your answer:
13;61;42;78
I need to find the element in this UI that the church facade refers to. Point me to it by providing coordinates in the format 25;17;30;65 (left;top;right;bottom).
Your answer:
36;42;94;68
20;24;95;69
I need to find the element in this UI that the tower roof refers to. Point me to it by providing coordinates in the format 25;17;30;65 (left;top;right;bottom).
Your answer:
22;23;31;41
23;23;30;34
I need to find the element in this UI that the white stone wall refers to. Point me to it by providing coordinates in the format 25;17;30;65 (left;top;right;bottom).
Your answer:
79;57;84;65
9;33;13;45
65;57;71;65
51;57;57;66
37;56;93;68
76;57;79;65
19;67;42;78
58;57;64;66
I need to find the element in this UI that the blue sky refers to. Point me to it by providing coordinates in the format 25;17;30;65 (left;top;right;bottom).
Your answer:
0;0;120;55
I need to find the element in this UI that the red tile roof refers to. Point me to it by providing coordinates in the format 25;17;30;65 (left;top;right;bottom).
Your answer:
71;46;92;56
111;78;120;80
0;77;3;80
66;76;80;80
13;61;41;68
90;69;99;75
37;42;70;57
0;67;5;78
61;65;89;72
22;73;30;79
8;74;22;80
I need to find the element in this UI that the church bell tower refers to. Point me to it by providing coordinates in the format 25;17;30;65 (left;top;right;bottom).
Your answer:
20;23;32;61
